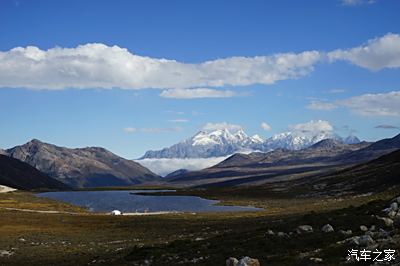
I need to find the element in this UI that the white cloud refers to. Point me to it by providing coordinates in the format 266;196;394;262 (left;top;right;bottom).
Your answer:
261;122;272;131
375;124;399;129
328;89;346;94
289;120;334;133
0;44;321;90
123;127;137;133
341;0;376;6
202;122;243;132
124;127;182;133
168;119;189;123
160;88;236;99
339;91;400;116
328;33;400;70
1;34;399;92
306;101;338;110
136;157;228;176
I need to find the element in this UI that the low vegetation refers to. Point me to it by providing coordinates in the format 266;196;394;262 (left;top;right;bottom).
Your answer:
0;187;399;265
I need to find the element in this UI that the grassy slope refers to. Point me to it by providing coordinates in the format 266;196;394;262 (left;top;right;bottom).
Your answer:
0;189;399;266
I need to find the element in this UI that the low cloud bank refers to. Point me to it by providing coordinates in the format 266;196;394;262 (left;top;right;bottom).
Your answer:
135;156;229;176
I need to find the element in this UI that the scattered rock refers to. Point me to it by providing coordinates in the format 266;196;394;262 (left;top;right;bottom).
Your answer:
238;256;260;266
360;225;368;232
266;229;275;236
277;232;289;238
378;217;394;227
339;229;352;236
321;224;334;233
309;257;323;263
358;235;375;246
392;196;400;204
369;225;376;231
388;211;397;219
296;225;313;234
390;202;398;211
226;257;239;266
0;250;14;257
345;236;360;246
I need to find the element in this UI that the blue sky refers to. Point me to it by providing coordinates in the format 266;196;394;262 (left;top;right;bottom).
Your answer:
0;0;400;158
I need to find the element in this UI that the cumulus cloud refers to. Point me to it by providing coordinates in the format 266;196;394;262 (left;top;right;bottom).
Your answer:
289;120;334;133
160;88;236;99
307;91;400;117
328;33;400;70
375;124;399;129
0;44;321;90
339;91;400;116
202;122;243;132
261;122;272;131
307;101;338;110
124;127;182;133
1;34;399;93
136;157;228;176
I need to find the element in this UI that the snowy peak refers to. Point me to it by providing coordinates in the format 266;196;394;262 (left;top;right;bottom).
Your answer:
191;128;254;147
251;134;264;144
140;127;361;159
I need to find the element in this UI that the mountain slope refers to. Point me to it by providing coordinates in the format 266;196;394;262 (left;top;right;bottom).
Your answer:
5;139;160;188
164;139;372;187
0;155;69;190
283;148;400;196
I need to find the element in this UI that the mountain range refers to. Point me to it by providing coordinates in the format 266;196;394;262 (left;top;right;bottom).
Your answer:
2;139;160;188
165;133;400;188
140;128;360;159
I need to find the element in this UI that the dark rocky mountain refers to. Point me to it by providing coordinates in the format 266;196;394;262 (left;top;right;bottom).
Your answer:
0;154;69;191
281;148;400;196
5;139;160;188
164;169;189;178
334;133;400;163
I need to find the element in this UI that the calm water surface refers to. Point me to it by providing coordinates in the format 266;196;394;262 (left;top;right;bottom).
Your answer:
36;190;262;213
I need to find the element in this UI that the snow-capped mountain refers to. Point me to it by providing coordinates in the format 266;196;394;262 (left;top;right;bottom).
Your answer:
263;131;344;151
140;128;264;159
140;127;361;159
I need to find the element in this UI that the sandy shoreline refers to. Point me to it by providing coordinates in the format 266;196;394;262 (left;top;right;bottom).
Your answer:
121;211;181;216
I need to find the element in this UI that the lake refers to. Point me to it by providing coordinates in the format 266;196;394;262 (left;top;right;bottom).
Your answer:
36;190;261;213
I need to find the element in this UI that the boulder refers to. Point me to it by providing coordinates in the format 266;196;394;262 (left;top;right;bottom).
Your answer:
266;229;275;236
392;196;400;204
238;256;260;266
358;235;375;246
345;236;360;245
339;229;353;236
360;225;368;232
310;257;323;263
321;224;334;233
388;211;397;219
277;232;289;238
296;225;313;234
378;217;394;227
369;225;376;231
226;257;239;266
390;202;398;211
